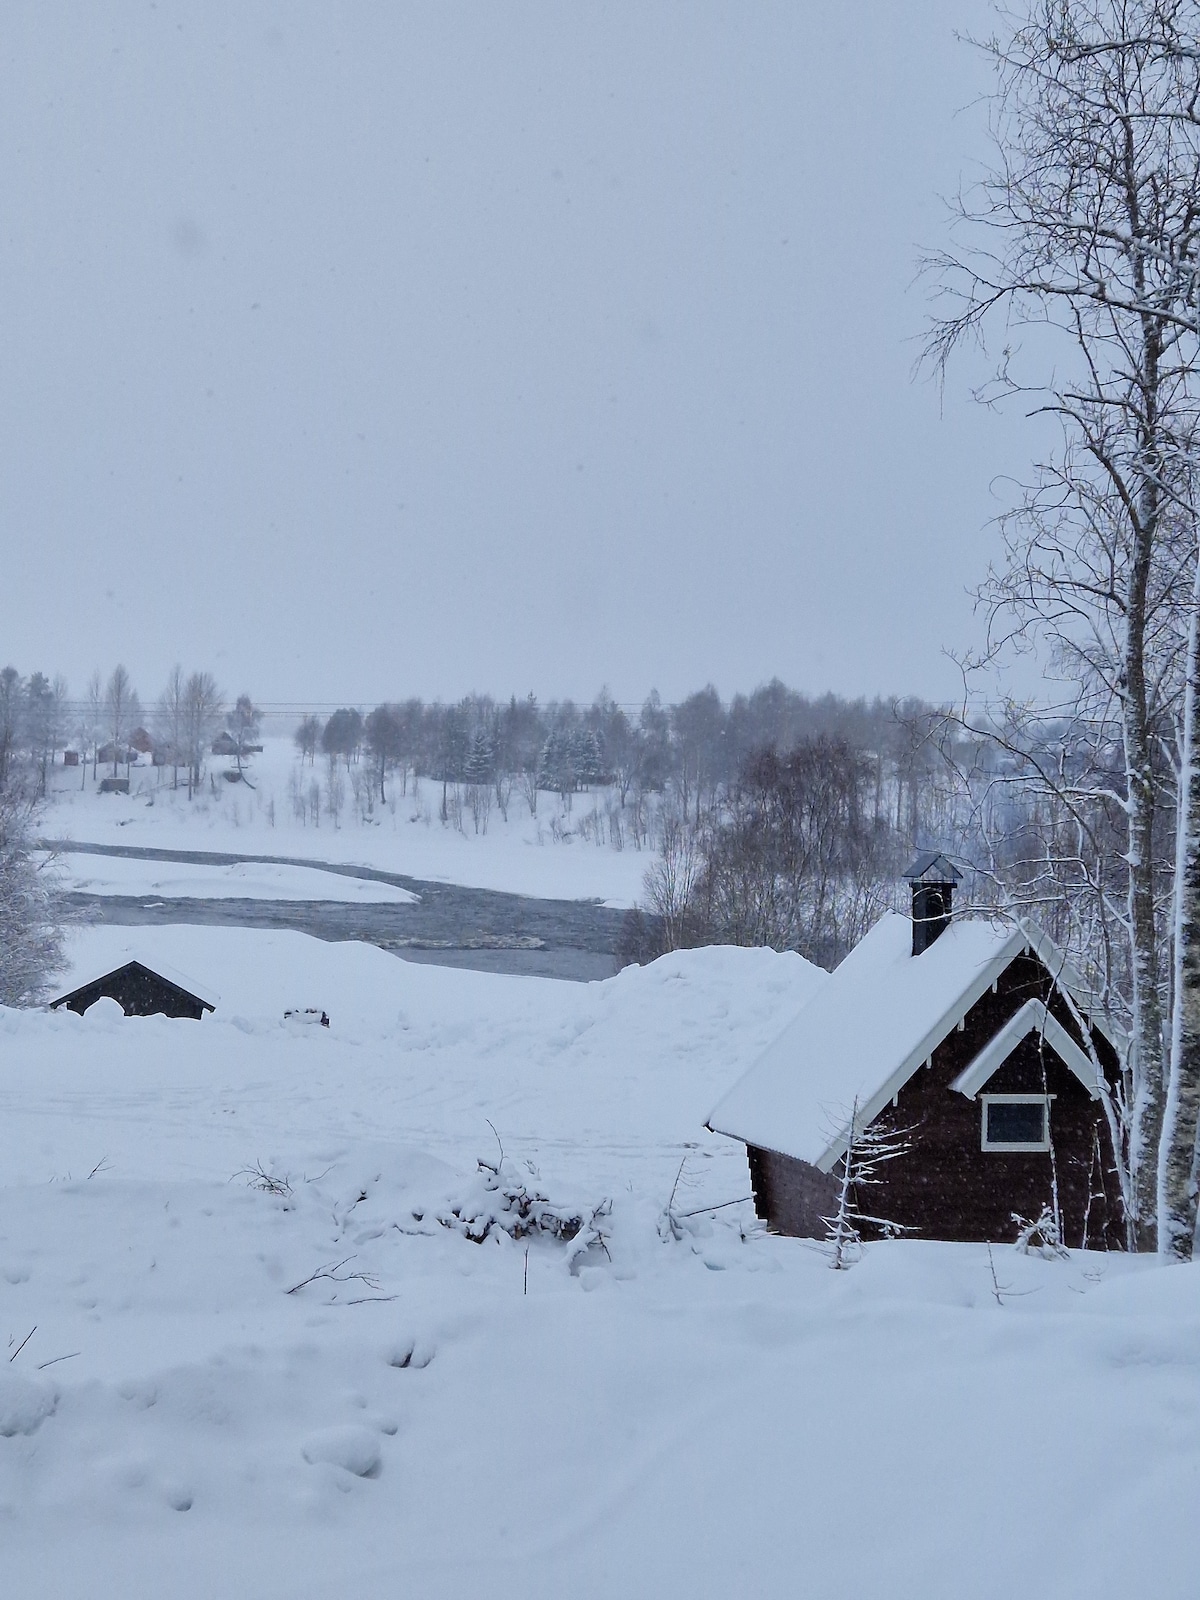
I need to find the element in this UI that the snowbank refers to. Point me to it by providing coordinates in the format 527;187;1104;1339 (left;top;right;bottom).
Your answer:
43;853;418;904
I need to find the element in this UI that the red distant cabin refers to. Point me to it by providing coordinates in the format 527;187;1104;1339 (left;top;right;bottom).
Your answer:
707;854;1125;1251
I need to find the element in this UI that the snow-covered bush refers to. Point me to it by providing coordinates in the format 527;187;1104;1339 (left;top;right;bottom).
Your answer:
1012;1204;1070;1260
437;1154;611;1271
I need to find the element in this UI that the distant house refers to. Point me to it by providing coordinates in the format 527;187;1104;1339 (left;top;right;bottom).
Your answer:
96;741;136;767
707;854;1125;1250
50;959;217;1021
128;726;155;754
62;749;79;767
212;731;262;757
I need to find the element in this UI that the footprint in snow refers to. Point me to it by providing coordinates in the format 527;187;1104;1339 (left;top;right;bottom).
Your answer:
301;1425;382;1478
0;1372;57;1437
386;1337;434;1370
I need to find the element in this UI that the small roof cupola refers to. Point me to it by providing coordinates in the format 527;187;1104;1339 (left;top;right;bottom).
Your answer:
903;851;962;956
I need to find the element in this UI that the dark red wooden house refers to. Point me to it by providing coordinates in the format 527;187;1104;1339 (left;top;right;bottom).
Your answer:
707;855;1126;1250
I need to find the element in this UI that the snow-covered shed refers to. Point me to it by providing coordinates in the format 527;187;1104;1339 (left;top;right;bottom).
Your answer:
707;855;1126;1249
50;958;217;1021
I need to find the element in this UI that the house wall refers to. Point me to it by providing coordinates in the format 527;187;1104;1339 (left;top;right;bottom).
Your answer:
747;1146;839;1238
751;953;1125;1250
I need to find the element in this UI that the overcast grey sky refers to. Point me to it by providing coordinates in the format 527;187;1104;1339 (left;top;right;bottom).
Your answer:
1;1;1044;707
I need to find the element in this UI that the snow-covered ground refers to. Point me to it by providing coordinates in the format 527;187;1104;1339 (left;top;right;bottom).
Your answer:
1;924;1196;1597
41;742;653;905
42;853;418;904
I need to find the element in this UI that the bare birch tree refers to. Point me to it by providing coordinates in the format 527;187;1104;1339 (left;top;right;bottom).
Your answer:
104;665;137;775
927;0;1200;1246
85;669;102;781
1162;558;1200;1254
156;665;187;789
182;671;223;799
229;693;261;782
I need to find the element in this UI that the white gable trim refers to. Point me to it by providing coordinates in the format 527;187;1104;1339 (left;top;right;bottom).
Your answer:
1017;921;1124;1053
949;998;1100;1100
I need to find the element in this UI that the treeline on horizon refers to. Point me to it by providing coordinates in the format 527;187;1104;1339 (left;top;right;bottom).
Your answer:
293;681;943;819
0;658;946;807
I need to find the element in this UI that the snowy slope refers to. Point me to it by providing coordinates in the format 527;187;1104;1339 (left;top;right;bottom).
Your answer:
0;927;1195;1599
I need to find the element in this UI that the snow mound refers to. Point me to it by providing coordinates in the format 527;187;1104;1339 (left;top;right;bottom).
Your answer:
83;995;125;1023
0;1372;56;1437
301;1425;383;1477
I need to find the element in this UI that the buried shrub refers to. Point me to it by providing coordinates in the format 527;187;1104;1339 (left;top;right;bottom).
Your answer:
437;1151;612;1271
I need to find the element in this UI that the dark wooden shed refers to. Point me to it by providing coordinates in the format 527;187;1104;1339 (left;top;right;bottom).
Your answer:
708;858;1126;1251
50;960;216;1020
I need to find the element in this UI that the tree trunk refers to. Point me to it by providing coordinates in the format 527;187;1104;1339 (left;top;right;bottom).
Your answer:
1125;331;1168;1251
1160;569;1200;1260
1126;692;1166;1249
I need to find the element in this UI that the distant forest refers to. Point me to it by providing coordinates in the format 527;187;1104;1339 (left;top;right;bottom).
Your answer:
0;660;1136;996
289;683;941;826
0;659;991;971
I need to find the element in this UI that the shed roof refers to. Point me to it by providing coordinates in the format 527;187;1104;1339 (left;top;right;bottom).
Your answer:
50;954;219;1013
706;911;1111;1174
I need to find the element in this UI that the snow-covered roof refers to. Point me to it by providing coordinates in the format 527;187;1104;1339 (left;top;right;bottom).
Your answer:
706;911;1109;1175
51;951;220;1012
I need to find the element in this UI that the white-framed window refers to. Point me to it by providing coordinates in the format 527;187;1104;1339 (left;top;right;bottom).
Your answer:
980;1094;1053;1153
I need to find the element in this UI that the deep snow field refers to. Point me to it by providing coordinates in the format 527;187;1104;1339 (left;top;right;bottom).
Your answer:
41;739;653;905
2;923;1198;1597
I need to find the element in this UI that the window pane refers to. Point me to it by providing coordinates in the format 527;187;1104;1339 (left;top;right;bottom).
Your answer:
986;1101;1044;1145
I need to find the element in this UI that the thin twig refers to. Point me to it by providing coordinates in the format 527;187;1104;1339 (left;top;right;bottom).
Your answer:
482;1118;505;1173
8;1326;36;1362
676;1194;754;1219
986;1243;1005;1306
37;1351;81;1370
286;1256;380;1295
